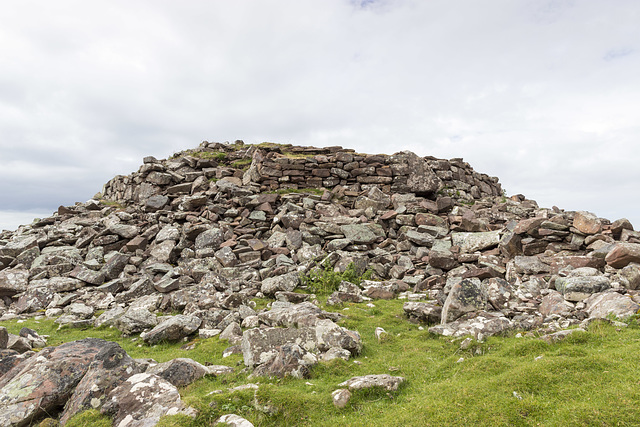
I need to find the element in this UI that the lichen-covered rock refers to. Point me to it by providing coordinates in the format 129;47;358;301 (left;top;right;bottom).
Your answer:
441;278;488;323
146;358;209;387
452;231;501;254
585;291;640;320
241;327;317;367
115;308;158;335
554;276;611;302
260;272;300;296
141;314;201;345
403;301;442;324
101;373;195;426
251;343;317;378
59;341;142;424
0;268;29;296
338;374;405;392
429;311;514;338
0;339;115;427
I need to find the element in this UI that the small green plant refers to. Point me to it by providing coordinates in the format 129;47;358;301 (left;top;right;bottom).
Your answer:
231;158;252;169
99;200;125;209
301;261;373;295
192;151;227;161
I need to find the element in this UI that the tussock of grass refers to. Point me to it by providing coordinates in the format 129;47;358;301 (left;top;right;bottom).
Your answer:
4;307;640;426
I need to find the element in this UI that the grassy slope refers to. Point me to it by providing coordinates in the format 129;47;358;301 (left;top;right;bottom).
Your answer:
3;300;640;427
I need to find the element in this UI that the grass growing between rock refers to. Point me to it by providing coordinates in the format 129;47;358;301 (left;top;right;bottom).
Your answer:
3;303;640;426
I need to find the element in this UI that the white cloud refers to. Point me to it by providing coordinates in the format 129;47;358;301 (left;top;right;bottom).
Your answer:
1;0;639;229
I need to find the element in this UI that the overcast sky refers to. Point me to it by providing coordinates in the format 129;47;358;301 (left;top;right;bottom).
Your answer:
1;0;639;232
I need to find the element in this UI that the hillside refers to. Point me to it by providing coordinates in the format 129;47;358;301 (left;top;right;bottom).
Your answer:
1;141;639;426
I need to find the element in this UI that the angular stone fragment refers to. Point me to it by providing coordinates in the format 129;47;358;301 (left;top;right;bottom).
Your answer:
241;327;318;367
341;224;378;245
251;343;317;379
215;414;254;426
115;308;158;335
146;358;209;387
573;211;602;235
429;312;514;338
142;315;201;344
441;278;487;323
59;341;142;424
261;272;299;296
451;231;501;254
605;243;640;268
0;268;29;296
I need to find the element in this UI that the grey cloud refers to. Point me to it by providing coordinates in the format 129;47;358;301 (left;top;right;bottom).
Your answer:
1;0;639;230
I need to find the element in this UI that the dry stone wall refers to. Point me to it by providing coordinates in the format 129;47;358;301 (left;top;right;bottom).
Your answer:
101;141;502;207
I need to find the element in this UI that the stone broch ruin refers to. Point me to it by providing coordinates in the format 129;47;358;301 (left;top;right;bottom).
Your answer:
1;140;639;426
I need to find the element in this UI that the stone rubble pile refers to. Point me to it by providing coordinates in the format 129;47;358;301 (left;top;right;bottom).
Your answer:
1;140;639;425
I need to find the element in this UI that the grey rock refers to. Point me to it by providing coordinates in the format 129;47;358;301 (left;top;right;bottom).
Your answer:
341;224;378;245
555;276;611;302
101;372;195;426
338;374;405;392
115;308;158;335
429;311;514;338
585;291;640;320
332;388;352;408
251;343;317;379
146;358;209;387
142;315;201;344
0;268;29;296
215;414;254;426
260;272;300;296
95;306;126;328
451;231;501;254
241;327;318;367
403;301;442;324
441;278;487;323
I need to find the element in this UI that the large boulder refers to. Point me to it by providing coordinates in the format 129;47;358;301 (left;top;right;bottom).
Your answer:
0;339;115;427
101;373;195;426
392;151;441;195
585;291;640;320
59;341;142;424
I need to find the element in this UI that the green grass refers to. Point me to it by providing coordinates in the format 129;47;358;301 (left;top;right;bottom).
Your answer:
231;159;252;169
3;305;640;426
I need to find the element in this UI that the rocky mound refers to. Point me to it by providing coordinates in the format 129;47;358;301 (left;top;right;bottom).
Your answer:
1;140;639;425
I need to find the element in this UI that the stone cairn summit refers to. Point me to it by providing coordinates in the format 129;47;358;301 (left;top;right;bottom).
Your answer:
0;140;639;426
